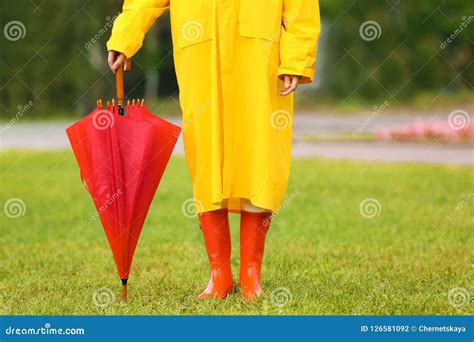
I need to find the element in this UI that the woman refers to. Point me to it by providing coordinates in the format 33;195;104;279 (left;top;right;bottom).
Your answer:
107;0;320;300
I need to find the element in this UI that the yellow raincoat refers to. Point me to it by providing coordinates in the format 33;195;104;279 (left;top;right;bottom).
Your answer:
108;0;320;213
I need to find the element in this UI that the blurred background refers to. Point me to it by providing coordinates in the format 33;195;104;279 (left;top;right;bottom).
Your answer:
0;0;472;113
1;0;473;161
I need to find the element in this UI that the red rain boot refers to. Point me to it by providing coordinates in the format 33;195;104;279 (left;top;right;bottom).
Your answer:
198;209;234;299
239;211;272;300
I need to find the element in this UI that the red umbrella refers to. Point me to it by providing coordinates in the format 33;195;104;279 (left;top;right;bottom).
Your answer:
66;62;181;300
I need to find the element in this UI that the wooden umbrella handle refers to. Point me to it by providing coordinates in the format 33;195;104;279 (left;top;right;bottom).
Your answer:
116;59;131;114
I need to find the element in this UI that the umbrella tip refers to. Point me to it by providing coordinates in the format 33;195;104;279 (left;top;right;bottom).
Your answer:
121;278;128;301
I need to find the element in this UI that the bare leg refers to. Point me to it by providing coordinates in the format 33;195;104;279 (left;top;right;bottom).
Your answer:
241;199;271;213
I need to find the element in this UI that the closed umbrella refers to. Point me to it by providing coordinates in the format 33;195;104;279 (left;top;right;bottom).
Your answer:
66;62;181;300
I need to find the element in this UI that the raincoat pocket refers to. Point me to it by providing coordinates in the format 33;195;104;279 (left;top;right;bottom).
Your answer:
239;0;282;43
178;15;213;48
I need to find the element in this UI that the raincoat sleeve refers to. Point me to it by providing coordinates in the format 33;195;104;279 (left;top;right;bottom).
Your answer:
277;0;321;84
107;0;170;58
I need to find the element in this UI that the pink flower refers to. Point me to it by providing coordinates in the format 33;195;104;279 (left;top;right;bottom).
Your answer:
376;118;473;143
377;128;392;141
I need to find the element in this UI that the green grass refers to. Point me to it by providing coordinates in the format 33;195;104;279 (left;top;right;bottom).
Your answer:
0;151;472;315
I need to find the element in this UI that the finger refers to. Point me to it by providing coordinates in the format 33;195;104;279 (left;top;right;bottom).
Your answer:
112;54;125;73
284;75;291;89
281;77;294;96
279;75;290;96
123;56;129;71
287;76;299;94
280;87;290;96
107;51;116;70
280;87;292;96
113;54;125;72
291;76;299;90
281;76;300;96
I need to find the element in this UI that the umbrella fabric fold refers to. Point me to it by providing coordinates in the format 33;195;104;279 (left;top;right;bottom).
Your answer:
66;64;181;300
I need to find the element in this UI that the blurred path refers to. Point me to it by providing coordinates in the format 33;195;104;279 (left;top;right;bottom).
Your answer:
292;141;472;164
1;114;472;165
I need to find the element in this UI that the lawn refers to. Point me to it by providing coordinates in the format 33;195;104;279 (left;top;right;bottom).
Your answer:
0;151;472;315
